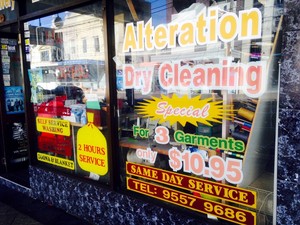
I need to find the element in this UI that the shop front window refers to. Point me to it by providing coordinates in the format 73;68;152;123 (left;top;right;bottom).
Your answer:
82;38;87;53
25;2;110;184
94;36;100;52
114;0;283;224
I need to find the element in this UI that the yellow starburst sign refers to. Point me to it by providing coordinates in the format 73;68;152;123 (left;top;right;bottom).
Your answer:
136;94;234;127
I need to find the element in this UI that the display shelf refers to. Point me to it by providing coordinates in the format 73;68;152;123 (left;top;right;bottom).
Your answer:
238;93;278;188
119;137;171;156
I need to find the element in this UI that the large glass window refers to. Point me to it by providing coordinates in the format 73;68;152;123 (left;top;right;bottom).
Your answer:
94;36;100;52
25;2;110;184
114;0;283;224
82;38;87;53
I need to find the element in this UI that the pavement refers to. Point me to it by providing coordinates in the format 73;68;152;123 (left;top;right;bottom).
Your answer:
0;183;93;225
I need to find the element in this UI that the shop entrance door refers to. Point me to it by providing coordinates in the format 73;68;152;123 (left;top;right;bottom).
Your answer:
0;32;29;186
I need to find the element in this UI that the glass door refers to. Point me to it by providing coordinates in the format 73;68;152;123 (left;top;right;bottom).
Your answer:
0;32;29;185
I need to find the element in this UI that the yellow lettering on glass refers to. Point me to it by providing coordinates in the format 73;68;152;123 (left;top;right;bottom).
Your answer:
36;117;70;136
0;0;14;10
123;6;262;52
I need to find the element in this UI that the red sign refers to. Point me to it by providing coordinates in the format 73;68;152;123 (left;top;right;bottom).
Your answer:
126;162;256;208
127;177;256;225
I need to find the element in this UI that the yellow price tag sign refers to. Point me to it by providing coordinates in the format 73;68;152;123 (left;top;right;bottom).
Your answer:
76;112;108;176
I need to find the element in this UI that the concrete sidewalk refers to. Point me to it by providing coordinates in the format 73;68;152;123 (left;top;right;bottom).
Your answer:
0;201;42;225
0;183;93;225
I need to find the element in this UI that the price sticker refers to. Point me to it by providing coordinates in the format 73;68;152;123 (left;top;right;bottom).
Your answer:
168;147;243;184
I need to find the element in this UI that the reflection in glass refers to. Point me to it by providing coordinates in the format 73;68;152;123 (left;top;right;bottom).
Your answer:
26;3;109;184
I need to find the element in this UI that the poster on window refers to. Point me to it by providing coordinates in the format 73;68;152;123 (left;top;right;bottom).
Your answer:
5;86;25;114
6;122;29;164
